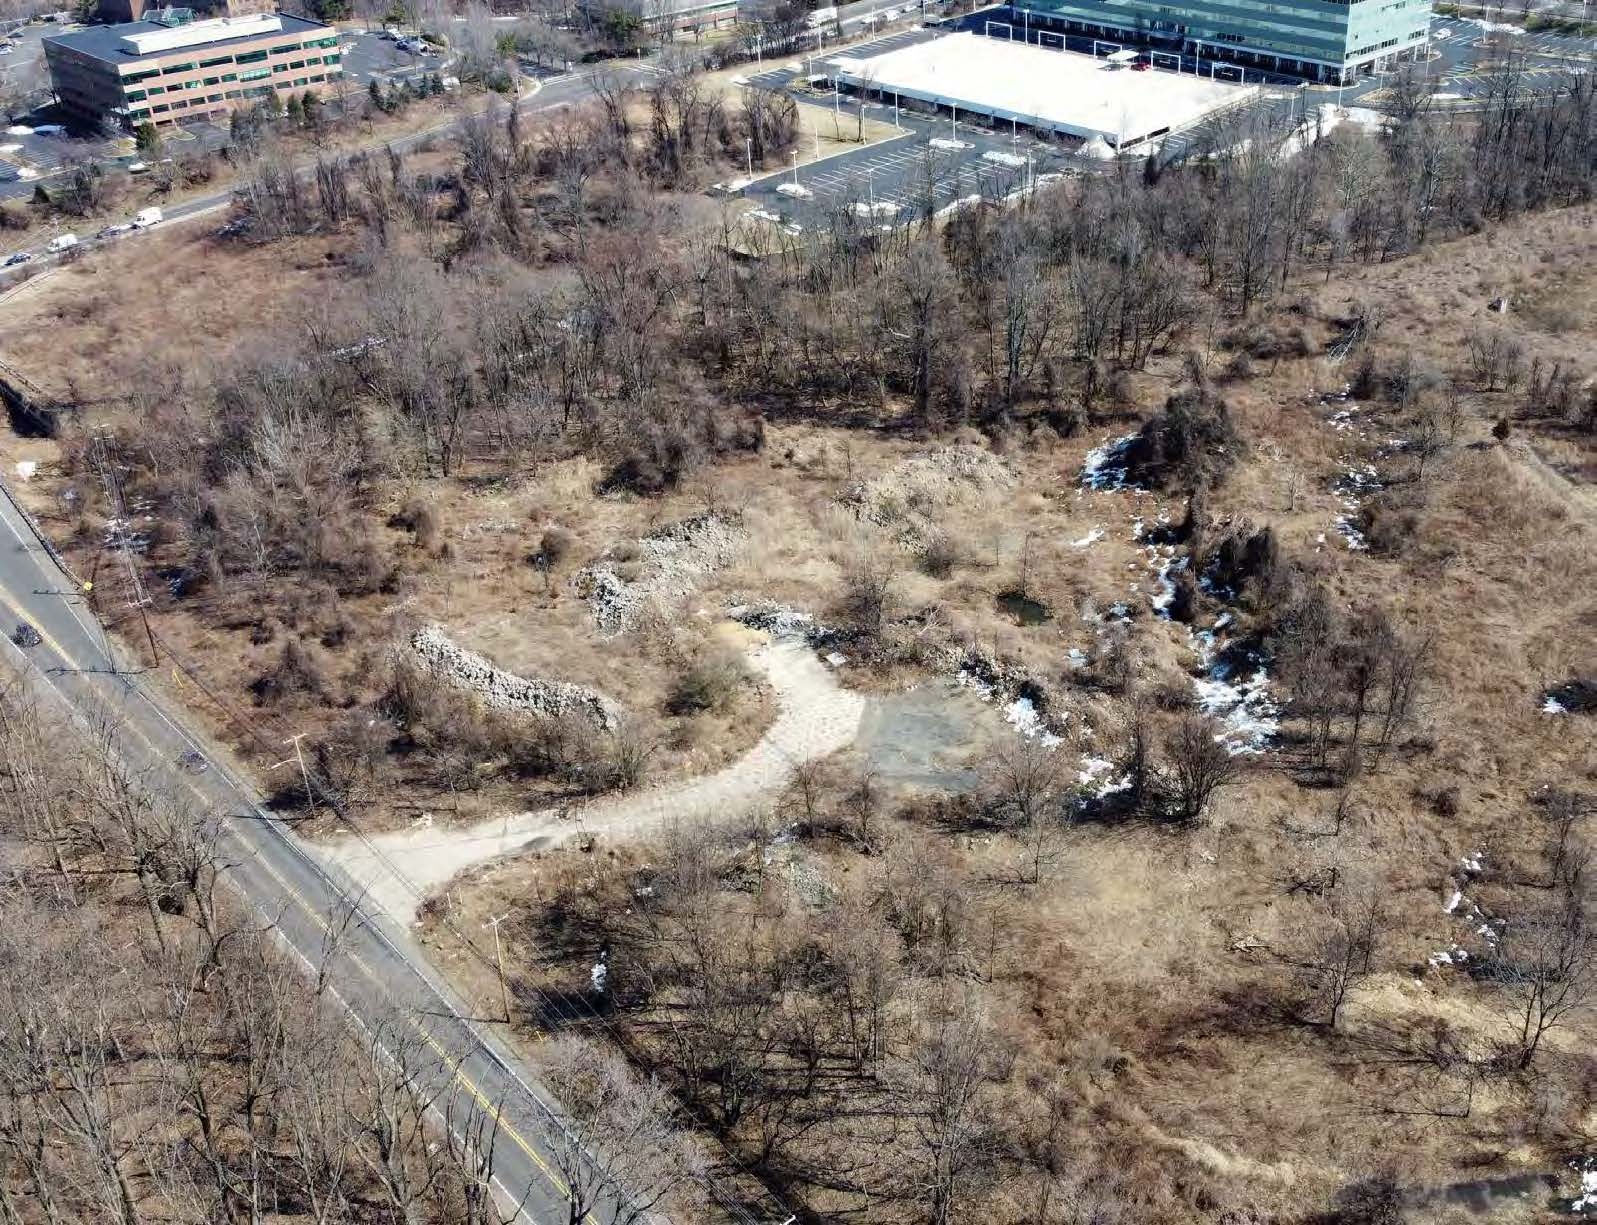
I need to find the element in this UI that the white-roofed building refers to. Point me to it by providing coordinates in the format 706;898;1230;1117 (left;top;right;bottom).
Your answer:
829;31;1258;150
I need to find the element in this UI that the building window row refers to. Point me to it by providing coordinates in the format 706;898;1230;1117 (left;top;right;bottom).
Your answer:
125;72;332;119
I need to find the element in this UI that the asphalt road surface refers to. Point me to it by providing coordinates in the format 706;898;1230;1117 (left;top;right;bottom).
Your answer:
0;483;623;1218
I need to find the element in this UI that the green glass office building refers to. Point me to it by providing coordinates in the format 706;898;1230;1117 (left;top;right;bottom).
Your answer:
1014;0;1431;83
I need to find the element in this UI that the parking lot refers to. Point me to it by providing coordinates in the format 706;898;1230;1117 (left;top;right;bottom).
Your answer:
337;28;450;89
738;30;1085;232
1430;12;1597;58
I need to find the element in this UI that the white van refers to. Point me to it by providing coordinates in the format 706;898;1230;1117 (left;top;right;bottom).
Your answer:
132;206;162;228
46;233;77;252
805;6;837;27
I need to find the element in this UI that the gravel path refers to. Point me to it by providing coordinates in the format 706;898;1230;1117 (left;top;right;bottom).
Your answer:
314;638;866;925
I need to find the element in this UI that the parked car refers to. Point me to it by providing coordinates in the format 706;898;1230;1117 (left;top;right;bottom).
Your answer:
98;222;131;237
3;250;30;266
133;206;162;228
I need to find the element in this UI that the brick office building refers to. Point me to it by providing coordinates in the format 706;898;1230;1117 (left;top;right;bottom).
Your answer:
44;10;344;129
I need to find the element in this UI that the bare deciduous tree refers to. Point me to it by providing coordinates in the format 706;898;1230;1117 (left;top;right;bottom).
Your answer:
532;1036;706;1225
1495;896;1595;1069
1163;715;1244;824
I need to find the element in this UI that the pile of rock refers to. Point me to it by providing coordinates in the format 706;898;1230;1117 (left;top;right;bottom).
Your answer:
578;511;744;636
408;625;620;730
843;445;1016;543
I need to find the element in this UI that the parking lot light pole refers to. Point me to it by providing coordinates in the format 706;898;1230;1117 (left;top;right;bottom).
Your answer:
746;135;752;176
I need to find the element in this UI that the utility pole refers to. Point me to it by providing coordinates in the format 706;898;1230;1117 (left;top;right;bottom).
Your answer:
89;427;158;668
745;134;752;176
274;732;317;816
484;913;512;1022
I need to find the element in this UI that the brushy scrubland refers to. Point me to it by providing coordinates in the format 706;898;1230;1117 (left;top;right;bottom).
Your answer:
1;51;1595;1225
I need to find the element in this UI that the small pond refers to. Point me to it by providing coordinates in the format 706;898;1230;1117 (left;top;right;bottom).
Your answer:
996;589;1051;626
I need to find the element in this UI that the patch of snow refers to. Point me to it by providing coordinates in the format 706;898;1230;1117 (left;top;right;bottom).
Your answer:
1080;433;1137;491
1067;647;1087;668
1004;696;1062;747
1543;695;1568;715
955;669;995;701
1188;620;1279;754
1569;1158;1597;1212
1333;461;1382;551
1071;526;1105;547
1443;888;1462;915
1151;551;1186;618
825;651;847;667
14;460;35;480
1460;850;1485;874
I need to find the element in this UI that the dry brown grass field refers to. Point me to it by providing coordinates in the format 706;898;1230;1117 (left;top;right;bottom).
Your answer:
1;181;1594;1223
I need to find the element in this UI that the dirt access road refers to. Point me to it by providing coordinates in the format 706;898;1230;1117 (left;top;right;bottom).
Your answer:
314;633;867;925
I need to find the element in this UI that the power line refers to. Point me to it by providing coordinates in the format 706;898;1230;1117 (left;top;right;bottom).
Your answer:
71;425;795;1225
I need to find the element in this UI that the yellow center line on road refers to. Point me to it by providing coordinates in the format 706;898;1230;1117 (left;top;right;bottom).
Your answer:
0;583;596;1223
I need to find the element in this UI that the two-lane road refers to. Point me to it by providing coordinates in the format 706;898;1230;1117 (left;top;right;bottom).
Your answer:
0;480;622;1220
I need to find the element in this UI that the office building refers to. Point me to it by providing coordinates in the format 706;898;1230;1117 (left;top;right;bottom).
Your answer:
44;9;343;129
1014;0;1431;83
580;0;739;37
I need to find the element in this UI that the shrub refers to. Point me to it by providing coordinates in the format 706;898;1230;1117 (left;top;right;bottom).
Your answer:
539;526;574;569
250;637;329;706
836;556;897;644
1120;385;1244;492
1199;521;1281;606
600;721;656;790
919;530;959;578
392;496;442;553
1357;488;1425;556
667;650;749;715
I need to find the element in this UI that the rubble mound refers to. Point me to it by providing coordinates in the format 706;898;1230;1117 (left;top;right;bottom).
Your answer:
578;511;744;636
845;445;1016;538
408;625;620;730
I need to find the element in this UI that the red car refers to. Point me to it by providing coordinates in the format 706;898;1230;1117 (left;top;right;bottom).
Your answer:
1132;58;1152;71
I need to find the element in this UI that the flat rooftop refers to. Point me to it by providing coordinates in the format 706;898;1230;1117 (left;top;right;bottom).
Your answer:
830;32;1258;147
44;12;330;67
